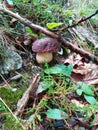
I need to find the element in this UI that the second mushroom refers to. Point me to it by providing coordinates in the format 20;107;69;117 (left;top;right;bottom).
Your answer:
32;37;60;64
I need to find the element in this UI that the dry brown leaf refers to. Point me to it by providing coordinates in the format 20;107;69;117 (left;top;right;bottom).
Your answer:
86;78;98;85
71;99;84;107
15;37;23;44
71;72;84;81
63;51;98;83
64;55;74;64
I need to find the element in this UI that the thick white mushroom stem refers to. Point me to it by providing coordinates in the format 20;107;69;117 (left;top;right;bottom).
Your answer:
36;52;53;64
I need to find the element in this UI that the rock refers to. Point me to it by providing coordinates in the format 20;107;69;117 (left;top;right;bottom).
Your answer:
0;50;22;74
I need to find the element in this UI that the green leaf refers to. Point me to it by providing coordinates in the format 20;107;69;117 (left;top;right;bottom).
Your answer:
46;22;63;29
46;108;68;120
36;81;52;94
66;11;73;16
44;65;62;74
84;95;96;104
76;89;83;96
93;102;98;109
26;27;38;36
77;82;94;96
44;64;73;76
23;0;29;3
63;64;73;76
82;84;94;96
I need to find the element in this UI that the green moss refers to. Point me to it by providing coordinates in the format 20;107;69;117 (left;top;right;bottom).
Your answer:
0;73;30;110
0;87;25;110
0;73;30;130
4;115;23;130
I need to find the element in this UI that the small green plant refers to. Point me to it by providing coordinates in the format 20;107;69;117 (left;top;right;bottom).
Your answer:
46;108;68;120
26;97;48;130
37;63;73;95
76;82;96;104
46;22;63;29
0;97;24;130
24;63;74;129
0;73;33;130
25;27;38;36
0;101;7;112
71;101;98;125
44;64;73;76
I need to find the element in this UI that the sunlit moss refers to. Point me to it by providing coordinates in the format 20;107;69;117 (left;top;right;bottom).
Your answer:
4;115;23;130
0;73;30;110
0;73;30;130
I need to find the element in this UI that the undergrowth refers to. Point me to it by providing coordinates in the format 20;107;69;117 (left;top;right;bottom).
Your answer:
0;64;98;129
13;0;98;27
0;0;98;130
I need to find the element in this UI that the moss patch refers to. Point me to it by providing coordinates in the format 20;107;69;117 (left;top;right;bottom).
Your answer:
0;73;31;130
3;115;23;130
0;87;26;110
0;73;30;110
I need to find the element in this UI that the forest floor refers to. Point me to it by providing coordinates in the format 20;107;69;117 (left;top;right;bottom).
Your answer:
0;1;98;130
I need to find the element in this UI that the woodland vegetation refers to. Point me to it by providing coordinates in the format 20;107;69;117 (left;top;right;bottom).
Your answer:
0;0;98;130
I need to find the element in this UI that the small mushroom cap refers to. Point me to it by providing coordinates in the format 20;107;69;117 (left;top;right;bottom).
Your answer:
32;37;60;53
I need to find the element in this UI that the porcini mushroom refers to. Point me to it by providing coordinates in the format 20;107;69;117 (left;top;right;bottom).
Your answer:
32;37;60;64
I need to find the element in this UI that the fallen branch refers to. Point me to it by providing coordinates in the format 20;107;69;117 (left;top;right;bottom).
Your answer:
60;37;98;65
60;9;98;31
0;6;98;65
15;74;40;116
0;6;58;39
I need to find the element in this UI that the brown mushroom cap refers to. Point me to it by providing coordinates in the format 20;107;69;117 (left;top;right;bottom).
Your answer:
32;37;60;53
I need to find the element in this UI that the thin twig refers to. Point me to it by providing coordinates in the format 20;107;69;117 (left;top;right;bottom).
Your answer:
60;9;98;31
0;74;11;88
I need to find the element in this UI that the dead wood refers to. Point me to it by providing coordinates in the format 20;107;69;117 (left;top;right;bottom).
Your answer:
0;6;98;65
60;9;98;31
60;37;98;65
15;74;40;116
0;6;58;39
